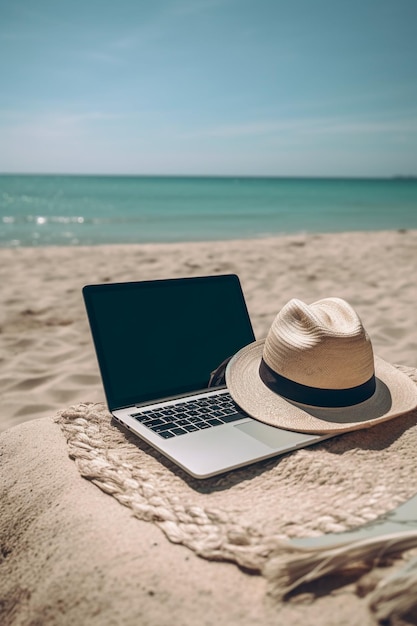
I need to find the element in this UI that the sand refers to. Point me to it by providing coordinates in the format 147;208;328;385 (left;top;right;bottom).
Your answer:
1;229;417;433
1;230;417;625
0;416;383;626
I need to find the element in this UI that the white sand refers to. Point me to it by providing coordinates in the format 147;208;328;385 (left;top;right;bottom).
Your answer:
0;416;378;626
1;230;417;432
1;230;417;625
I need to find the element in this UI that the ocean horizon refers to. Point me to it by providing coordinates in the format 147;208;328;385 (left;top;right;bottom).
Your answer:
1;174;417;247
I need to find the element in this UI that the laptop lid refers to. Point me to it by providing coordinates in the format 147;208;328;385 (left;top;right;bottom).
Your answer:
83;274;255;412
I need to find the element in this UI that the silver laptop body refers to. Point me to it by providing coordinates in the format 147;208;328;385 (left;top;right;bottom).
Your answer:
83;275;330;479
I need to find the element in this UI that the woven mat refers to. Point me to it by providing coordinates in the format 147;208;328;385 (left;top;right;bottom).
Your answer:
56;365;417;581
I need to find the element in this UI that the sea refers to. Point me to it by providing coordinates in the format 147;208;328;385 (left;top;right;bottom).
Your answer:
1;175;417;247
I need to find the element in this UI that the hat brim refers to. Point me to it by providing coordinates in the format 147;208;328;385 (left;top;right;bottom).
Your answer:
225;340;417;434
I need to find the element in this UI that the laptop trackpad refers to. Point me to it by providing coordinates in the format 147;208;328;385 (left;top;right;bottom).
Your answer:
234;420;322;450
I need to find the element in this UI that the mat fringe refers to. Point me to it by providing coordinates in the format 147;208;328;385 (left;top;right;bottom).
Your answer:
264;531;417;599
368;556;417;624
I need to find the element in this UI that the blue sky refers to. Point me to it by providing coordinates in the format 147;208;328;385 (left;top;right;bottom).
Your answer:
1;0;417;176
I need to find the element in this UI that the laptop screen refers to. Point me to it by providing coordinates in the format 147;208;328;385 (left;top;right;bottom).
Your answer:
83;274;255;410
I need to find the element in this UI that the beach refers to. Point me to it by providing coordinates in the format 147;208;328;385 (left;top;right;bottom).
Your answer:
2;229;417;626
1;228;417;433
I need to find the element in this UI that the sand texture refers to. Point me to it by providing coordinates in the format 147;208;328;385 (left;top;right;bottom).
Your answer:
2;230;417;625
0;416;368;626
1;229;417;433
1;374;417;625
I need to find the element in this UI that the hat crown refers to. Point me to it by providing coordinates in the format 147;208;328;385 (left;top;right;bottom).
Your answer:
263;298;374;390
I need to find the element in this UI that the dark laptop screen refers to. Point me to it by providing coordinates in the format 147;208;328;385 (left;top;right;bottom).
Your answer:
83;275;255;410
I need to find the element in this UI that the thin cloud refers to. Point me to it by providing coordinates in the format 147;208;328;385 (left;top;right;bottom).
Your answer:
183;116;417;139
0;110;121;142
305;118;417;135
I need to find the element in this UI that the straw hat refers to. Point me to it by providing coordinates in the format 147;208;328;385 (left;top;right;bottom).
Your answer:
225;297;417;434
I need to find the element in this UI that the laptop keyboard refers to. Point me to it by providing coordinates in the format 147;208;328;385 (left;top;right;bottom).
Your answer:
130;391;245;439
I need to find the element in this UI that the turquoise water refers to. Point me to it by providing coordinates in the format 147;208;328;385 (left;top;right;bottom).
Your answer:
1;175;416;247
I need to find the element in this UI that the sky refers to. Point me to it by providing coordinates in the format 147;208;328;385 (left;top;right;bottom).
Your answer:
1;0;417;177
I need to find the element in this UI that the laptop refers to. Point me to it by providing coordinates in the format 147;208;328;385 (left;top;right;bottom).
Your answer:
83;274;330;479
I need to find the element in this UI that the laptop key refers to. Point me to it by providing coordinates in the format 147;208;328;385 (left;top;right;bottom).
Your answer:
133;414;154;424
187;416;203;424
171;427;187;436
176;418;191;427
146;418;165;427
206;418;223;426
158;430;175;439
152;423;175;433
184;424;199;432
220;413;245;423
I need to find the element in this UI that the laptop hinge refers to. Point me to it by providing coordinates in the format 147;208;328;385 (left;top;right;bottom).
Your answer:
132;385;227;408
